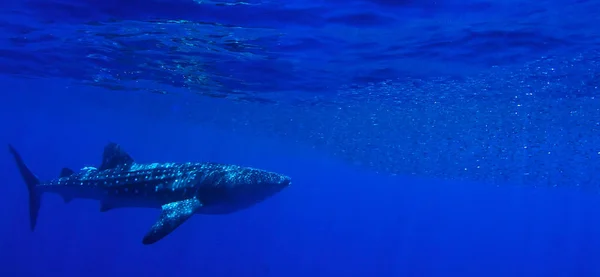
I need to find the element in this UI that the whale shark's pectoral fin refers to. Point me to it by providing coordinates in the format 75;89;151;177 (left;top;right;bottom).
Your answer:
142;197;203;245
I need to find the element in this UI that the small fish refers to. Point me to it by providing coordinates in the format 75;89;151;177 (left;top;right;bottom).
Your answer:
8;142;291;244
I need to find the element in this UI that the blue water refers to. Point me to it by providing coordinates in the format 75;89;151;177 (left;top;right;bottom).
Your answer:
1;0;600;276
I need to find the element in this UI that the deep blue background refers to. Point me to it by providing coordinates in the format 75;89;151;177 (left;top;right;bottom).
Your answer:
1;0;600;275
2;76;600;276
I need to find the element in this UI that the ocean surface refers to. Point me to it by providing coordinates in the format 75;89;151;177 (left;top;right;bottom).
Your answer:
1;0;599;276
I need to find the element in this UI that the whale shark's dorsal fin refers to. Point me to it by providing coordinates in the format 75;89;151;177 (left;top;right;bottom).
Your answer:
58;168;76;203
60;167;75;178
99;142;134;170
142;197;203;245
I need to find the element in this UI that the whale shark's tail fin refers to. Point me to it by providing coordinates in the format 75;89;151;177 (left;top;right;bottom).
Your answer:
8;144;41;231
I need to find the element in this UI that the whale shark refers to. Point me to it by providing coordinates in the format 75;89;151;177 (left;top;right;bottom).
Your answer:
8;142;291;244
